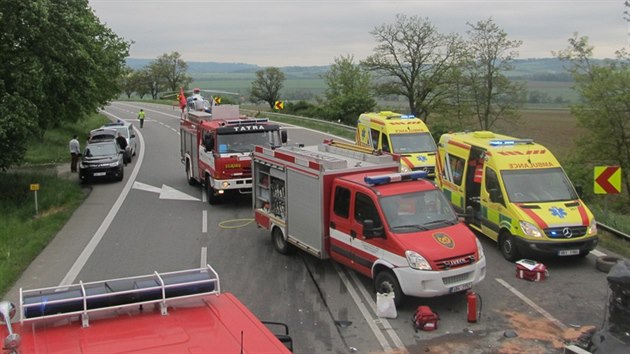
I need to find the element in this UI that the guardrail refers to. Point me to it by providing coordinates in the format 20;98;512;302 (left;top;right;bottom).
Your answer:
597;222;630;242
240;109;356;133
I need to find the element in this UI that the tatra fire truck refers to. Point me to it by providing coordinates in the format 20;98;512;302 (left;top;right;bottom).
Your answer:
0;266;292;353
252;140;486;306
180;105;286;204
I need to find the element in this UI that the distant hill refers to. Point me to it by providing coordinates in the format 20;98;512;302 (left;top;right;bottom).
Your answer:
126;57;587;79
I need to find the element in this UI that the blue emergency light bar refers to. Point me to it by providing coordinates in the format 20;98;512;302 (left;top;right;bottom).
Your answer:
364;171;427;185
489;139;533;146
399;114;415;119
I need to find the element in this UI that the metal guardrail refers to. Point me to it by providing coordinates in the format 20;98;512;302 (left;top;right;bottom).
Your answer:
597;222;630;242
240;109;356;132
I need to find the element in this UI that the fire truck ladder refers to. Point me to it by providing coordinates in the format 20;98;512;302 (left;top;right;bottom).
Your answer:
18;265;221;327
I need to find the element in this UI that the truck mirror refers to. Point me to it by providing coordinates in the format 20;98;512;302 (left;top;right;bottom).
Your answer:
488;188;503;204
363;219;384;239
281;130;288;144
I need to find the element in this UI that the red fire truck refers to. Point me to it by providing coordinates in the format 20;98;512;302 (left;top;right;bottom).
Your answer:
0;266;292;353
180;105;286;204
252;140;486;306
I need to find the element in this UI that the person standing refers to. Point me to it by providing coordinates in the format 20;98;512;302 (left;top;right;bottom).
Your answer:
116;132;129;165
137;109;145;128
69;135;80;173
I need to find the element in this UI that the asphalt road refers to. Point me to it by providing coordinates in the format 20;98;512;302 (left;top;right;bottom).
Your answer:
5;102;618;354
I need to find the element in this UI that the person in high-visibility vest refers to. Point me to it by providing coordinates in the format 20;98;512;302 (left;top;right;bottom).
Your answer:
137;109;145;128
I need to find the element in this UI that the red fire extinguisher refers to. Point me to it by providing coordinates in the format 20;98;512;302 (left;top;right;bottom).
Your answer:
467;290;482;323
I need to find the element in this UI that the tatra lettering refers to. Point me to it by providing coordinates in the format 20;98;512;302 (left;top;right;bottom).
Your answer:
233;125;265;132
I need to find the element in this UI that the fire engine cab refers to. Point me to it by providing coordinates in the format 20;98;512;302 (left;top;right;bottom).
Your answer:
0;266;293;353
252;140;486;306
436;131;598;261
356;111;437;177
180;105;287;204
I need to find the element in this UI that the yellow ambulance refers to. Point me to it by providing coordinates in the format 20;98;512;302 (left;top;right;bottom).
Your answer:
436;131;598;261
356;111;437;177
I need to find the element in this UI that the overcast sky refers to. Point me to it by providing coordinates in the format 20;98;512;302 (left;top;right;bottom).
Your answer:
89;0;629;67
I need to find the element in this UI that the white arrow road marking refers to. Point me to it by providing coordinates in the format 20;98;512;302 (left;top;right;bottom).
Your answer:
133;181;200;201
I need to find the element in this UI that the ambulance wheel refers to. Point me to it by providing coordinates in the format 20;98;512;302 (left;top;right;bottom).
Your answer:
186;160;196;186
374;271;403;307
272;227;293;254
499;232;520;262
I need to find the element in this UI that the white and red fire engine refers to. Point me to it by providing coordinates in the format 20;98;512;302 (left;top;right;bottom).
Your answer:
180;104;287;204
252;140;486;306
0;266;292;353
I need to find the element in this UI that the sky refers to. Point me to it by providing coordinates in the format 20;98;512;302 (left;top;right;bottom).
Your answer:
89;0;630;67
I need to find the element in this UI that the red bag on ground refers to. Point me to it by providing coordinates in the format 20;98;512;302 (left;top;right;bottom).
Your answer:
516;259;548;281
412;305;439;332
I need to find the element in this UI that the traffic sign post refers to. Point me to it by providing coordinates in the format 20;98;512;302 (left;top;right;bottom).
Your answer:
274;101;284;110
594;166;622;220
30;183;40;216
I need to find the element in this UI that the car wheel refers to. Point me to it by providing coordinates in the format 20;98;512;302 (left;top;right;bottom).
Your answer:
500;232;521;262
374;271;403;307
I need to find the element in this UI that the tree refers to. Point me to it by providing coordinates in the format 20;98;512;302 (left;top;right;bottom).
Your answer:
462;18;525;130
151;52;192;93
0;0;130;170
555;35;630;201
250;67;285;109
322;55;376;125
362;14;463;122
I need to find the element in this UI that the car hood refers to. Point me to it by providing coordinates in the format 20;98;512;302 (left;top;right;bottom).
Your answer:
81;155;119;165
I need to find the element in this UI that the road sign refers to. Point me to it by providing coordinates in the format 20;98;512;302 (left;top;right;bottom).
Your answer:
594;166;621;194
274;101;284;110
30;184;40;191
214;96;221;105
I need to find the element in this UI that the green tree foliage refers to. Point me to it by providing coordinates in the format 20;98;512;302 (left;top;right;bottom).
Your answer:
0;0;130;170
250;67;286;110
556;35;630;203
151;52;193;93
322;55;376;125
362;14;463;123
461;18;525;130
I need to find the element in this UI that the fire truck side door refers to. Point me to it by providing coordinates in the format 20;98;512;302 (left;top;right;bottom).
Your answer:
350;191;385;277
329;185;356;269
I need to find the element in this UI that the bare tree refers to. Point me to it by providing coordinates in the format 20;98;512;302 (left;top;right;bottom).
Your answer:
250;67;285;109
463;18;525;130
362;14;463;122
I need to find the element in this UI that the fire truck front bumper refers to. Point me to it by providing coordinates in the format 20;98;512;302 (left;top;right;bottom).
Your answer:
395;257;486;298
210;177;253;193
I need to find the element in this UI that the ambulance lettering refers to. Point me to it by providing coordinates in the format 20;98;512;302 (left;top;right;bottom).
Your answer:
508;162;554;169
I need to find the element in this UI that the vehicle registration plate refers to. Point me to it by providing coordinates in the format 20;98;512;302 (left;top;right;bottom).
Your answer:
558;249;580;256
449;282;472;293
94;172;106;177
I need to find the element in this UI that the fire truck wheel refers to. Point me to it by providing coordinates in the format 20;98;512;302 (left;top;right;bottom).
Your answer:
186;160;196;186
374;271;403;307
499;232;520;262
596;256;622;273
206;184;220;205
272;227;293;254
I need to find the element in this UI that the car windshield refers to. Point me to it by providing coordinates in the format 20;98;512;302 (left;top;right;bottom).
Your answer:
85;143;117;157
217;131;282;153
390;132;437;154
380;189;458;232
501;168;578;203
109;126;129;138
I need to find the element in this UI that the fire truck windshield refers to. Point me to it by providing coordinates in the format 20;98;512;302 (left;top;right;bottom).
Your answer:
502;168;578;203
217;130;282;153
381;189;458;232
390;132;437;154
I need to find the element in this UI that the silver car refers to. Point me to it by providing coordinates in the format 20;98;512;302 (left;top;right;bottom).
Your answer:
101;120;137;162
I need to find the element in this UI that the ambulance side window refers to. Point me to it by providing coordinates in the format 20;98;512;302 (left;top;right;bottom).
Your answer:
450;156;465;185
381;135;391;153
371;129;379;149
485;168;503;204
354;192;382;227
333;186;351;218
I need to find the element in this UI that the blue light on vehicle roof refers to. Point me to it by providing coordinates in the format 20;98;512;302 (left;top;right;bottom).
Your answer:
399;114;415;119
364;171;427;185
489;140;515;146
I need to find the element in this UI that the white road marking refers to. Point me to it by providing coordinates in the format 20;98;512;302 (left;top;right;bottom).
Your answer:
202;210;207;233
496;278;567;330
590;249;606;257
200;247;207;268
132;181;199;201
